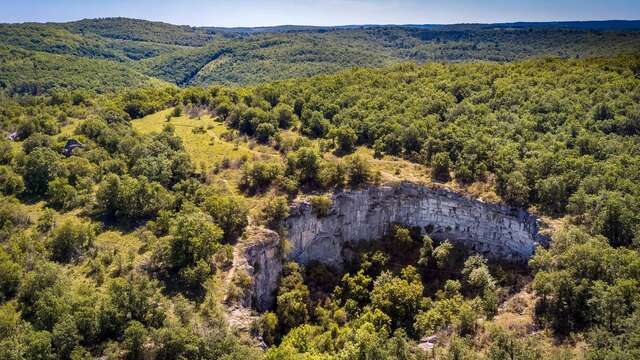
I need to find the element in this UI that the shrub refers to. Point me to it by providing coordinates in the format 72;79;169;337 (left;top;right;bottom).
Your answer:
262;196;290;230
203;195;249;242
345;154;373;187
240;161;283;194
309;195;332;217
48;219;96;263
431;152;451;182
46;177;78;210
0;166;25;195
22;147;64;196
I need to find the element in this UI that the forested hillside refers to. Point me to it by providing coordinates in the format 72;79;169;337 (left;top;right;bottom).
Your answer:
1;50;640;358
2;17;640;94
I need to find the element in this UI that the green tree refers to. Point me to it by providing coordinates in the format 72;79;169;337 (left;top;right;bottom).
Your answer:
262;196;290;230
277;263;310;331
22;147;64;196
48;219;96;263
330;126;358;154
345;154;373;187
0;166;25;196
431;152;451;182
370;267;424;330
203;195;249;243
0;250;20;301
167;207;223;271
124;320;147;360
52;315;80;360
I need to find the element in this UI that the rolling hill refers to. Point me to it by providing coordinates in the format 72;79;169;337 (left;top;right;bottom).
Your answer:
1;17;640;93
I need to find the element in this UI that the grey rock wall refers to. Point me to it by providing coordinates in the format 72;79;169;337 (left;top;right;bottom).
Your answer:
240;182;547;311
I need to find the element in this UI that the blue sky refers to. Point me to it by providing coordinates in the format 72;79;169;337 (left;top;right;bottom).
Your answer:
2;0;639;27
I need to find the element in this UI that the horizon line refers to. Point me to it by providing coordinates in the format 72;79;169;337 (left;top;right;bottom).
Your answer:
4;16;640;28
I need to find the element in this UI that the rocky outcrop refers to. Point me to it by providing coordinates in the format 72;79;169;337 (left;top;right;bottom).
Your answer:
287;182;547;268
239;182;548;311
235;227;282;311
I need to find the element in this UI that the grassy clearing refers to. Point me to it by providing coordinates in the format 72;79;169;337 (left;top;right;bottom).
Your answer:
133;108;278;168
133;108;284;222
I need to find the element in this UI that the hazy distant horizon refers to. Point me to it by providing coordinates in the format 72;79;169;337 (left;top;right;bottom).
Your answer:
2;0;640;28
4;16;640;29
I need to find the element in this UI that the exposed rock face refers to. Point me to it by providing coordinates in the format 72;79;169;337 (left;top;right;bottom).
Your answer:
235;227;282;311
240;182;547;311
287;182;547;268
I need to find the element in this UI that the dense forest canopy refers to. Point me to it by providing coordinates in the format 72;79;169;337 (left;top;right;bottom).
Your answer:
2;16;640;360
2;18;640;94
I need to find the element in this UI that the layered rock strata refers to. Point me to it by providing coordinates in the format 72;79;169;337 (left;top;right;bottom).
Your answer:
239;182;547;311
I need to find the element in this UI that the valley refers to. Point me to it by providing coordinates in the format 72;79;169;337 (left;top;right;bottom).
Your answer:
0;14;640;360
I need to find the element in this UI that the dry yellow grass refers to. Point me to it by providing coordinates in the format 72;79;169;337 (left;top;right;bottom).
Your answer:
133;108;278;169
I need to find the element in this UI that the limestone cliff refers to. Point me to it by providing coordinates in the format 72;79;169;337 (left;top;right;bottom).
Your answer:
238;182;548;311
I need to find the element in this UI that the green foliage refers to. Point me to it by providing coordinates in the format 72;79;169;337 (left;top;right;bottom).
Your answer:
277;263;310;332
0;250;20;301
417;235;433;267
3;20;640;358
22;133;53;154
309;195;332;217
203;195;249;242
0;166;24;196
46;177;79;210
329;125;357;154
21;147;64;196
95;174;174;221
462;255;496;296
166;206;222;271
431;152;451;182
0;140;14;165
261;196;290;230
51;315;80;360
240;161;283;194
99;274;166;338
530;225;640;334
433;240;454;269
370;267;424;331
123;320;147;360
0;45;162;95
48;219;96;263
345;154;374;187
254;312;279;346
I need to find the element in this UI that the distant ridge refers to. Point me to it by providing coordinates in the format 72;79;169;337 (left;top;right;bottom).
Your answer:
8;17;640;33
204;20;640;33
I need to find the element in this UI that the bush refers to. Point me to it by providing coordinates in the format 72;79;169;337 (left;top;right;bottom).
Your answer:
345;154;373;187
498;170;530;207
431;152;450;182
0;250;21;301
124;320;147;360
0;166;25;195
254;312;278;345
256;123;277;143
46;177;78;210
0;140;14;165
330;126;357;154
240;161;283;194
203;195;249;243
262;196;290;230
166;207;223;271
22;133;52;154
318;160;347;189
22;147;64;196
52;315;80;360
95;174;174;221
48;219;96;263
309;195;332;217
